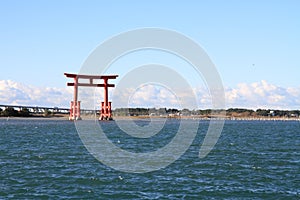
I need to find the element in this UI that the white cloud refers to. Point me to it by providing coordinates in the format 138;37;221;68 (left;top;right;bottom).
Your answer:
126;84;180;108
0;80;72;107
1;79;300;110
225;80;300;110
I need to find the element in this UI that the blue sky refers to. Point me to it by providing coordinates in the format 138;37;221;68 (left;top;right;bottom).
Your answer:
0;1;300;109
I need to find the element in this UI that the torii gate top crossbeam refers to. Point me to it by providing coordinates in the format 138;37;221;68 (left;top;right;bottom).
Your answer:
64;73;118;87
64;73;118;80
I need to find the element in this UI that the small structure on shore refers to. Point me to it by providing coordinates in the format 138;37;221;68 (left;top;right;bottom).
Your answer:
64;73;118;120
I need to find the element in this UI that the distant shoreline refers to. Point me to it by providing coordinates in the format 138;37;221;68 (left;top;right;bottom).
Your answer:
0;116;69;120
1;115;299;121
1;106;300;121
113;115;300;121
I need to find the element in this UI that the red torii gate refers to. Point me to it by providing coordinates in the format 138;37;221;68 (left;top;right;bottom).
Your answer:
64;73;118;120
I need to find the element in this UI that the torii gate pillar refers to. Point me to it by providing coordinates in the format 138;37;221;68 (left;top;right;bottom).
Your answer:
64;73;118;120
67;75;80;120
100;77;112;120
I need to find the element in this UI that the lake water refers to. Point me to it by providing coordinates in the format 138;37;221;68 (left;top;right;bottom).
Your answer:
0;119;299;199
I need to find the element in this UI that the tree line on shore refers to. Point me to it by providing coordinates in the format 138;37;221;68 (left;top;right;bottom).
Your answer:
0;107;53;117
114;108;300;118
1;107;300;118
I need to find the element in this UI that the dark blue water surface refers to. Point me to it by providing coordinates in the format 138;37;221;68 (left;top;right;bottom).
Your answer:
0;119;299;199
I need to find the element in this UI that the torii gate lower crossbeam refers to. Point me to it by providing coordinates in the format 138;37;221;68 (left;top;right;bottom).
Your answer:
64;73;118;120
